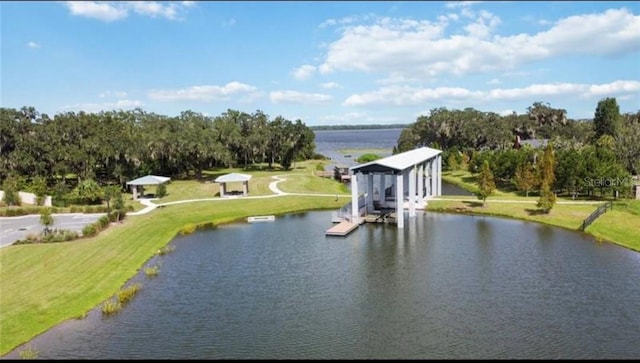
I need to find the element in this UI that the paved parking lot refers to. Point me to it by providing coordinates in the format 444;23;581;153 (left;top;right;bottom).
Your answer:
0;213;105;248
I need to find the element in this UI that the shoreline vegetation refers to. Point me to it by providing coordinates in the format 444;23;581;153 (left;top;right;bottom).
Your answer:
428;170;640;252
1;161;639;357
0;162;351;356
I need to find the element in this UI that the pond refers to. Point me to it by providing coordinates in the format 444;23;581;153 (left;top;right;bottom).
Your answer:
8;211;639;359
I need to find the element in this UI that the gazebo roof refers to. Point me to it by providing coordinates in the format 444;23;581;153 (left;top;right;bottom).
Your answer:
126;175;171;186
214;173;252;183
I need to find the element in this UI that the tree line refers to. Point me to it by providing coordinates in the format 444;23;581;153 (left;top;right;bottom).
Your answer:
0;107;317;190
397;98;640;209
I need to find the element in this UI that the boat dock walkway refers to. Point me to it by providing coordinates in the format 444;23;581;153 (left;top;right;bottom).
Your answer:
325;218;362;236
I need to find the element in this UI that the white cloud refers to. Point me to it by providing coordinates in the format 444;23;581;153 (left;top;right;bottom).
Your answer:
320;82;342;89
148;82;259;102
445;1;483;9
344;86;483;107
99;90;128;99
292;65;316;81
129;2;179;20
63;1;194;22
588;80;640;96
318;14;375;29
64;1;128;22
343;80;640;107
27;41;40;49
487;78;501;85
312;8;640;79
61;99;144;113
270;90;332;104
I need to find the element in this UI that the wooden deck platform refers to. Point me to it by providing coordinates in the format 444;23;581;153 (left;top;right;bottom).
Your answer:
325;220;360;236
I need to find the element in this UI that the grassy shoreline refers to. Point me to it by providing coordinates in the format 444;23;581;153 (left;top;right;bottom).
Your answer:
1;165;638;356
0;164;351;356
431;171;640;253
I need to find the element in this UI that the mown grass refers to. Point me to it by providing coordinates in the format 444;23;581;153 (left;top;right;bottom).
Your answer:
0;163;351;355
437;171;640;252
275;173;350;195
586;201;640;252
152;163;319;203
426;199;599;231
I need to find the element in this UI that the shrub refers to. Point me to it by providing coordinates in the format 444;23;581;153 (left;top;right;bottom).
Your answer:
71;179;103;205
144;265;160;277
356;153;380;163
157;245;176;256
82;224;97;237
116;283;142;304
2;175;21;206
18;345;39;359
180;224;196;235
156;183;167;198
52;181;70;207
101;299;122;315
30;176;48;206
97;215;110;228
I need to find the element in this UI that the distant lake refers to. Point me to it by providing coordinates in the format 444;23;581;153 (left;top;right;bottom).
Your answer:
314;128;404;168
314;128;469;196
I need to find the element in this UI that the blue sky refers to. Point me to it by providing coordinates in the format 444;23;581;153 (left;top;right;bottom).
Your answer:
2;1;639;125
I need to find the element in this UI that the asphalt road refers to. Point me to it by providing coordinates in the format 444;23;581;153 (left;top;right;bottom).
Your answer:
0;213;105;248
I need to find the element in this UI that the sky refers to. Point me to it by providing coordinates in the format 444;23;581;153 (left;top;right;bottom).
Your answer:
1;1;639;126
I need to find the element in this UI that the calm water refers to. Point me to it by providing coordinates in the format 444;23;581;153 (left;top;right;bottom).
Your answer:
8;211;640;359
314;128;404;168
5;129;639;359
314;128;469;196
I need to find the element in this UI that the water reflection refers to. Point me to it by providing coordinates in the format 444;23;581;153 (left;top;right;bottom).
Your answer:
5;211;640;359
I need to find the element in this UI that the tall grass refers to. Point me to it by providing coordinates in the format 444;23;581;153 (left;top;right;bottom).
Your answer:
144;265;160;277
17;345;39;359
157;245;175;256
101;299;122;315
116;283;142;304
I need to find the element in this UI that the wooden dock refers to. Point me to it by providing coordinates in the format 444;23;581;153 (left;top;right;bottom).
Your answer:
325;220;360;236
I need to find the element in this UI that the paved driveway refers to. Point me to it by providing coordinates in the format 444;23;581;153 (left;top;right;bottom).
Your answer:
0;213;105;248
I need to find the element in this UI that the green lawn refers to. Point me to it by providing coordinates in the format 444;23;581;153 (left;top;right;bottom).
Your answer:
0;161;351;356
1;163;638;356
437;170;640;252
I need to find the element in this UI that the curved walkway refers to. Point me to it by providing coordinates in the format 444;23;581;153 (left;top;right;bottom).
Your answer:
128;176;605;217
128;175;347;216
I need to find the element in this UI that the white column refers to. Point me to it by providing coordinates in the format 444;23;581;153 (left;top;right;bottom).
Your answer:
379;174;386;202
418;163;424;200
367;173;374;212
351;173;359;221
132;185;138;200
408;167;416;217
396;173;404;228
243;181;248;196
220;183;226;197
437;154;442;196
430;159;436;197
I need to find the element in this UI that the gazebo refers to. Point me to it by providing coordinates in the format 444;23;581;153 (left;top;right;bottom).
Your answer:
214;173;252;197
126;175;171;200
